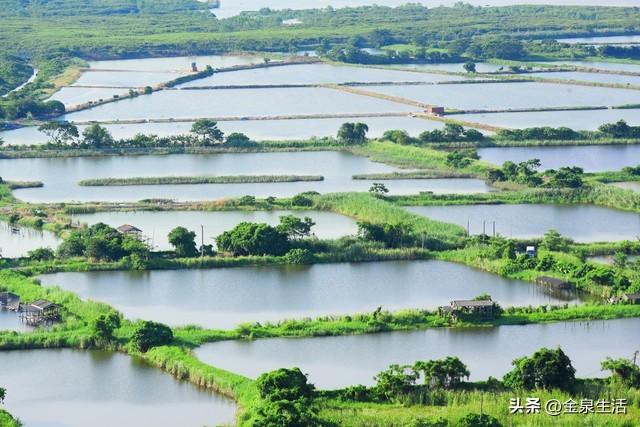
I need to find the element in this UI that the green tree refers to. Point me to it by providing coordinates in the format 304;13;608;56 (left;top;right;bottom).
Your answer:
337;122;369;145
369;182;389;196
217;222;289;256
130;321;173;352
277;215;315;239
224;132;254;147
167;226;198;257
256;367;315;401
503;347;576;391
413;357;470;389
190;119;224;145
541;229;567;251
374;364;417;400
284;248;314;264
82;123;114;147
38;121;79;145
463;61;477;73
27;247;55;261
91;311;121;343
254;399;320;427
601;357;640;387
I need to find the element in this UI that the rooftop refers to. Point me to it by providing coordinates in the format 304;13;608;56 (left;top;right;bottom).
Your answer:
117;224;142;233
452;300;494;308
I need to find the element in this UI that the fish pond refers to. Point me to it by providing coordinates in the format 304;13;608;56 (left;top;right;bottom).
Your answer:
194;317;638;389
37;260;585;329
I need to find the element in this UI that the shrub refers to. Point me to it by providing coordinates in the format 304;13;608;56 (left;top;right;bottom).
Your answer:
131;321;173;352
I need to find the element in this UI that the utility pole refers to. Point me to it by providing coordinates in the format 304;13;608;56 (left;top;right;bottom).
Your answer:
634;350;639;365
492;221;496;237
467;219;470;236
482;220;486;236
200;224;204;261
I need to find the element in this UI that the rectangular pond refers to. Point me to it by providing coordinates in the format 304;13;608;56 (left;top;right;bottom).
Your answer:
37;260;585;329
0;221;60;258
49;86;129;108
62;87;419;122
72;209;359;250
72;70;186;88
407;204;640;242
459;108;640;130
612;182;640;192
538;61;640;74
88;55;261;72
178;63;468;87
477;144;640;172
395;62;506;73
0;151;492;203
194;317;638;389
0;116;445;145
0;349;236;427
529;71;640;86
557;35;640;45
365;82;640;110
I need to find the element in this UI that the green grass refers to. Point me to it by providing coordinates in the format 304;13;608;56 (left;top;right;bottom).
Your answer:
316;192;467;245
350;141;492;177
78;175;324;186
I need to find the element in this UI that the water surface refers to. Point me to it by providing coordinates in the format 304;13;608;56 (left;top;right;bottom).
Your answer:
38;260;584;328
0;222;60;258
612;181;640;192
88;55;260;72
49;87;128;107
73;210;359;250
460;108;640;130
194;317;638;389
62;87;418;121
539;61;640;74
1;349;236;427
0;310;33;332
0;116;444;145
179;63;467;87
1;151;491;202
478;145;640;172
557;35;640;45
366;82;640;110
72;71;185;88
529;71;640;86
408;204;640;242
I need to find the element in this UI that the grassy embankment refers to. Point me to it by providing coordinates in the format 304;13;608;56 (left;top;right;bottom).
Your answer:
78;175;324;186
0;410;20;427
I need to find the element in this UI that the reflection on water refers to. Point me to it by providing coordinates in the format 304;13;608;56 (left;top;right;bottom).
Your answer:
408;204;640;242
0;221;60;258
1;349;236;427
195;317;638;389
39;260;586;328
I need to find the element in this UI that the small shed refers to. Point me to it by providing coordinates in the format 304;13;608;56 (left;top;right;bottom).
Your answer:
621;293;640;305
440;299;495;320
19;299;60;326
536;276;571;290
191;62;198;72
525;246;537;257
116;224;142;235
0;292;20;311
426;106;445;116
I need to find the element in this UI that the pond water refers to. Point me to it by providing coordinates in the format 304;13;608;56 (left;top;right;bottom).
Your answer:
0;349;236;427
395;62;506;73
178;63;467;87
194;317;638;389
557;35;640;45
529;71;640;86
0;222;61;258
72;209;359;250
72;71;186;88
211;0;637;19
0;310;33;332
62;87;418;121
49;87;129;107
0;151;492;203
407;204;640;242
538;61;640;74
459;108;640;130
38;260;584;329
88;55;260;72
0;116;444;145
365;82;640;110
612;181;640;192
477;145;640;172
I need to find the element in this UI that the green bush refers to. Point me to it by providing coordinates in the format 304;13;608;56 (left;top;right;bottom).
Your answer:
131;321;173;352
